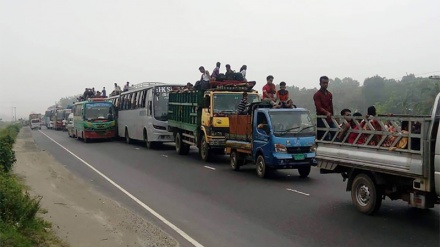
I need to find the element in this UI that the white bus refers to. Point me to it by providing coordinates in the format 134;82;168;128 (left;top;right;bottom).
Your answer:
109;82;184;148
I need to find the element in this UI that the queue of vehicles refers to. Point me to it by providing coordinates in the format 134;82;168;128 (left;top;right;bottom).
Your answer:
40;81;440;215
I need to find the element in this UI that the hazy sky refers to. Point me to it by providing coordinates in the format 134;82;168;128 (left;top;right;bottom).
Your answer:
1;0;439;120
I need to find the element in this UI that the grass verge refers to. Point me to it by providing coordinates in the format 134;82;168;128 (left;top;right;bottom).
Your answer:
0;125;68;247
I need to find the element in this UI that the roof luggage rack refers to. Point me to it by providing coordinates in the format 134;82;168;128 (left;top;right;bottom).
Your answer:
209;80;257;92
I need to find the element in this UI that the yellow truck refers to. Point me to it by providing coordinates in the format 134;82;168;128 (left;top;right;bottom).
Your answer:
168;87;260;161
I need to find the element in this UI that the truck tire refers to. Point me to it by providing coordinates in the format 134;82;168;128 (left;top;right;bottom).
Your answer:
200;136;211;162
176;132;190;155
125;129;132;144
230;151;241;171
256;155;268;178
351;173;382;215
298;166;311;178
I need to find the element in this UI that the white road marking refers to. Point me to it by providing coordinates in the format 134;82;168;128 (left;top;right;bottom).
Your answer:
135;148;140;150
162;155;168;158
38;130;204;247
203;166;216;170
286;188;310;196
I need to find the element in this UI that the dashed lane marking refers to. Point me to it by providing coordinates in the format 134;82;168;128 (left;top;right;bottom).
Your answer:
203;166;216;170
286;188;310;196
38;130;204;247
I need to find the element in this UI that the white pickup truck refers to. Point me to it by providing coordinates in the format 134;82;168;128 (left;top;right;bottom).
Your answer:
316;93;440;214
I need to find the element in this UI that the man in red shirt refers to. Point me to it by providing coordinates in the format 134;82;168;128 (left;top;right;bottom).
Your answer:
313;76;335;140
262;75;276;106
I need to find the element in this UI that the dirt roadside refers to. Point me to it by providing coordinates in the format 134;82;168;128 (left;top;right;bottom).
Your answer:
13;128;178;247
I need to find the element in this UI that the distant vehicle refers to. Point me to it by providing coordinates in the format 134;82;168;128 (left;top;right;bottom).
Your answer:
168;83;260;161
225;103;316;178
108;82;184;149
29;113;42;130
316;93;440;214
30;119;41;130
73;98;116;142
45;106;56;129
54;109;65;130
66;113;75;137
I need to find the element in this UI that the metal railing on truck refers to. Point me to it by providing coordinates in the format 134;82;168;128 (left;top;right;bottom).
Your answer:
315;115;437;177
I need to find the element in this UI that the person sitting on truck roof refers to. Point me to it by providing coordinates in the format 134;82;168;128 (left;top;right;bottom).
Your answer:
262;75;277;106
194;66;211;90
225;64;235;80
237;92;248;115
275;81;293;108
240;65;247;81
211;62;221;79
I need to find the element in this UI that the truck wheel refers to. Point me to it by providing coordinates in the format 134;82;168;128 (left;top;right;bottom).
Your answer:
125;129;132;144
230;151;241;171
200;136;211;162
176;133;190;155
256;155;268;178
351;173;382;215
298;166;311;178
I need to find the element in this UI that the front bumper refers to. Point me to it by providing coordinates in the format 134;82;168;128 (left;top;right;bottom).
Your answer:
84;129;116;139
270;152;317;168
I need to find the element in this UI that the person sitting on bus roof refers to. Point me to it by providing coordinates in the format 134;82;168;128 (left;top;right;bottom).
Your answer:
123;82;130;92
96;91;102;97
102;87;106;97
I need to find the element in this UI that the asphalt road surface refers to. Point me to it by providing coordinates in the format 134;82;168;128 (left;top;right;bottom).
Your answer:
32;128;439;247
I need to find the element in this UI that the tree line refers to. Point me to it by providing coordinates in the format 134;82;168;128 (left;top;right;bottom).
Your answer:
56;73;439;116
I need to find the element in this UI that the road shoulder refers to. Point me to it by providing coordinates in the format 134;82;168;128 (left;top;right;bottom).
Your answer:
13;128;178;247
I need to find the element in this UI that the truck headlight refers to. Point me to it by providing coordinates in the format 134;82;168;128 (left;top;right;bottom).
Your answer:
310;144;317;152
274;144;287;153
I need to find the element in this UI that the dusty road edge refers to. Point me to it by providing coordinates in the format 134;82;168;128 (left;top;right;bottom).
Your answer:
13;128;178;247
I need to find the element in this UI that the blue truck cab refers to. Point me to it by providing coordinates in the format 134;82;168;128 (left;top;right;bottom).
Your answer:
226;103;317;178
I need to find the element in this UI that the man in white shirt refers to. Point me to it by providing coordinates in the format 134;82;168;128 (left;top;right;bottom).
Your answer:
123;82;130;92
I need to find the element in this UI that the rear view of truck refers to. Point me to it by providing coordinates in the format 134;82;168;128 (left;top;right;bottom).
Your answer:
316;93;440;214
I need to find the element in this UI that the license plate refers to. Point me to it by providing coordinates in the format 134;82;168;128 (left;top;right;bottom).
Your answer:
292;154;305;160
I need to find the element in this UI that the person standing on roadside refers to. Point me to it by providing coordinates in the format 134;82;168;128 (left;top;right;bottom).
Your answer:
313;76;335;140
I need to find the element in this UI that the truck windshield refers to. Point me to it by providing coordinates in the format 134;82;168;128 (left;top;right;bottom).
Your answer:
213;94;260;114
85;103;114;120
269;111;315;137
153;86;174;121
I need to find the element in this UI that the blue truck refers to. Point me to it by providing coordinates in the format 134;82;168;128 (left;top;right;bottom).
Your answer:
225;103;317;178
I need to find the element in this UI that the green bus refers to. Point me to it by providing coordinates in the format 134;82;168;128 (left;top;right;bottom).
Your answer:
73;98;116;142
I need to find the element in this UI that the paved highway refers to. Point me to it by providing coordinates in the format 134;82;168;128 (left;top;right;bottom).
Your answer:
32;128;439;247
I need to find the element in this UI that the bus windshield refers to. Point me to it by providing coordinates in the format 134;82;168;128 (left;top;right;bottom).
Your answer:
213;93;260;114
85;103;114;121
153;86;173;121
56;111;64;120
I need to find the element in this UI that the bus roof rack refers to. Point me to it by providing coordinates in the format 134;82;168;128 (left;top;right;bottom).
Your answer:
131;82;166;90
